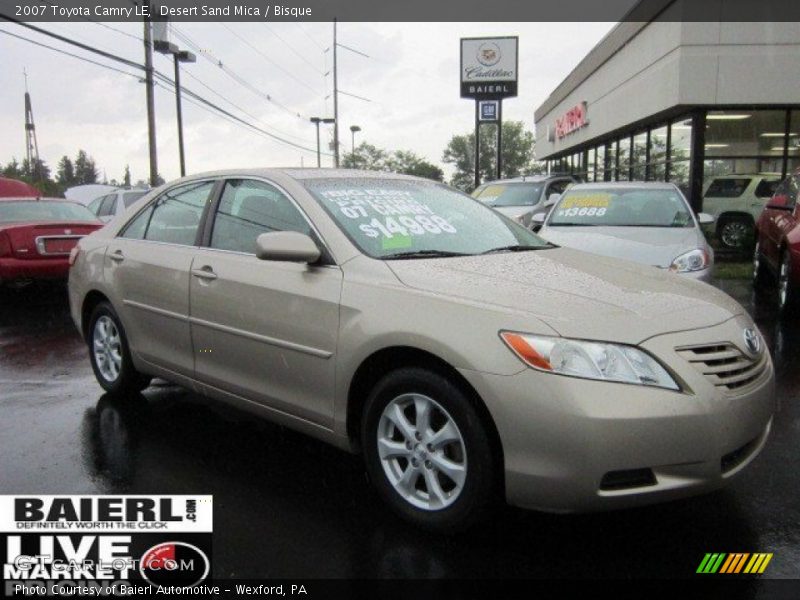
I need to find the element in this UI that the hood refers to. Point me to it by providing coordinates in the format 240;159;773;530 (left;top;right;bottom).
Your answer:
386;248;743;345
492;206;533;220
539;226;703;268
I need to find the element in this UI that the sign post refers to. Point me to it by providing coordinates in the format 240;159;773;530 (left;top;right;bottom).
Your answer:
460;36;518;188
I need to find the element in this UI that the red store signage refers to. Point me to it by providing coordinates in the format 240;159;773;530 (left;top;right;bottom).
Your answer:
553;102;589;140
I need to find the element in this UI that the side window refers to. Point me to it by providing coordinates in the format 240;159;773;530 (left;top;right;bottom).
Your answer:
98;196;117;217
210;179;311;254
87;196;104;215
546;180;570;199
120;205;153;240
788;177;799;209
754;179;780;199
144;181;214;245
704;178;750;198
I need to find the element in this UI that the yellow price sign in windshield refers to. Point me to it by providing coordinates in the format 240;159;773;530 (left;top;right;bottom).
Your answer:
561;193;611;209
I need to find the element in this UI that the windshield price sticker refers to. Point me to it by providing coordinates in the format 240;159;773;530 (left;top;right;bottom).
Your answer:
560;193;611;209
319;188;458;240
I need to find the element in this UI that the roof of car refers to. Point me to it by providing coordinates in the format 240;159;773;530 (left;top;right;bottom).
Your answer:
0;196;73;202
478;174;572;185
177;168;426;183
566;182;678;190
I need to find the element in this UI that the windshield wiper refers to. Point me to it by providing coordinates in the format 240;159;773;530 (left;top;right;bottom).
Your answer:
480;244;551;255
382;249;471;260
548;223;598;227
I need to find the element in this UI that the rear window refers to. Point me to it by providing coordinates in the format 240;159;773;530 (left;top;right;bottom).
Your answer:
0;201;98;224
122;191;147;207
754;179;781;199
705;178;750;198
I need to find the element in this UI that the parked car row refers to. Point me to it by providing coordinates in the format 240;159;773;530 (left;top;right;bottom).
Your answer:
67;168;775;531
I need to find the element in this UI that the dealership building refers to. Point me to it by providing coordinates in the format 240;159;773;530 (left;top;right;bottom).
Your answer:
533;6;800;209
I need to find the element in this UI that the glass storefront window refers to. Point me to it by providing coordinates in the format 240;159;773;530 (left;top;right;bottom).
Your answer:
618;137;631;181
606;142;618;181
670;117;693;163
789;110;800;162
586;148;596;182
650;126;668;163
596;145;606;181
632;132;647;180
705;110;787;159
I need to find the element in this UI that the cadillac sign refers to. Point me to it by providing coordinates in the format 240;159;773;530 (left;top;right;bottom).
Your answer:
460;37;518;99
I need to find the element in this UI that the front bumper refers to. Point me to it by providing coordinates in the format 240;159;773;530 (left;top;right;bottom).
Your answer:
459;315;775;512
0;256;69;284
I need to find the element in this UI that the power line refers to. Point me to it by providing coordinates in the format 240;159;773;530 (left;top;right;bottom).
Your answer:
261;22;324;75
296;23;325;51
169;24;307;120
0;23;329;157
220;24;320;95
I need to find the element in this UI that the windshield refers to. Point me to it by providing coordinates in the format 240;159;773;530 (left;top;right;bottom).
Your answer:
0;201;99;224
472;182;544;207
548;187;694;228
303;178;551;259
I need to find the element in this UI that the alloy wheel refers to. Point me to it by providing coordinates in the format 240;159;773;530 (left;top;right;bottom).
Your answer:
721;221;749;248
377;393;467;511
93;316;123;382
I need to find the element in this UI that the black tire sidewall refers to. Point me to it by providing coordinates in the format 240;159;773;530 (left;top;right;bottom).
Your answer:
717;216;753;250
361;367;494;533
87;302;150;394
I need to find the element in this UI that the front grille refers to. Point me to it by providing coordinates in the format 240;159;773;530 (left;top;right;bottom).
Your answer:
676;343;766;392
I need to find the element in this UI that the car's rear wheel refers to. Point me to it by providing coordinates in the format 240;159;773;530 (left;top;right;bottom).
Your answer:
752;241;770;289
88;302;151;394
778;252;797;315
718;216;753;251
361;367;494;532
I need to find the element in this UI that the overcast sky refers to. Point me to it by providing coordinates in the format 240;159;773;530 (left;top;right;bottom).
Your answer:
0;21;616;185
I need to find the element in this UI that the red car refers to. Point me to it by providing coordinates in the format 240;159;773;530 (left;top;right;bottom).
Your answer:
754;169;800;314
0;197;103;287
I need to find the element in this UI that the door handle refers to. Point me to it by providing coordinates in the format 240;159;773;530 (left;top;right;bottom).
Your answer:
109;250;124;263
191;266;218;281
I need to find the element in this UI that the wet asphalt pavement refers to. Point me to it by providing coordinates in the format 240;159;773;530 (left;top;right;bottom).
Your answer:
0;277;798;583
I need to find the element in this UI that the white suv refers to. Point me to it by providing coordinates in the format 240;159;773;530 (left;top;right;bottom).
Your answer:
701;175;781;249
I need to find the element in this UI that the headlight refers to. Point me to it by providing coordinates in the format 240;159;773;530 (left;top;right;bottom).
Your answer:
670;248;710;273
500;332;680;390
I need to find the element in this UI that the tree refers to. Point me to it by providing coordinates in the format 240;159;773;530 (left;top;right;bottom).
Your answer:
74;150;98;185
56;156;75;187
2;158;23;179
21;157;51;182
442;120;538;191
386;150;443;181
123;165;131;187
342;142;390;170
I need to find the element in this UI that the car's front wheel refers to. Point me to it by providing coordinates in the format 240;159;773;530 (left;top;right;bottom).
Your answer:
362;367;495;532
88;302;151;394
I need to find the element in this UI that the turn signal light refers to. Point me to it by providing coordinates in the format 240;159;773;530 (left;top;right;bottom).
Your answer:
68;245;81;267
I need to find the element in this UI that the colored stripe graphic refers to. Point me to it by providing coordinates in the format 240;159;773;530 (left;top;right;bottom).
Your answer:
697;552;773;574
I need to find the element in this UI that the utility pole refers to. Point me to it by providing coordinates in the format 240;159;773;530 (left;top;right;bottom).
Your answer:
310;117;335;167
143;4;159;187
23;69;41;183
332;18;339;168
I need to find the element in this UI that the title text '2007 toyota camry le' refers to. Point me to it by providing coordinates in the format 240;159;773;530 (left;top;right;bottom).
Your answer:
68;169;774;531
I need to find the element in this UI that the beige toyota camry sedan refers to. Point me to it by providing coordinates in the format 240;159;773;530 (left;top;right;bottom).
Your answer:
68;169;775;531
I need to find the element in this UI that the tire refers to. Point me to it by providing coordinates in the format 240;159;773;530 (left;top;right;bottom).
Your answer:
361;367;495;533
778;251;797;316
87;301;151;395
717;216;754;251
752;240;770;290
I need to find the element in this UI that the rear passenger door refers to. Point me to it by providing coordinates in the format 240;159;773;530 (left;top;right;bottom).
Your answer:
105;180;217;377
189;178;342;427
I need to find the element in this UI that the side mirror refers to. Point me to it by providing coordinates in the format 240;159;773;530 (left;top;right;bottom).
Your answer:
255;231;321;264
531;212;546;232
696;213;715;225
546;193;561;207
766;195;793;211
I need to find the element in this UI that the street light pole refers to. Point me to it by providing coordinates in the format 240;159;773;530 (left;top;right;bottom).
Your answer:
172;51;196;177
350;125;361;154
310;117;335;167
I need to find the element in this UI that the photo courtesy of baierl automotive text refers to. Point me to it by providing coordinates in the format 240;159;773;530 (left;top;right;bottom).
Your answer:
1;0;799;596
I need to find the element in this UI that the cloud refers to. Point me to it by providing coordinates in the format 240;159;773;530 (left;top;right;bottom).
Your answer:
0;21;614;185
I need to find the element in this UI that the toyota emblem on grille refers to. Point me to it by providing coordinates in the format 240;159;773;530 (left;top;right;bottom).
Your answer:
743;328;761;356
